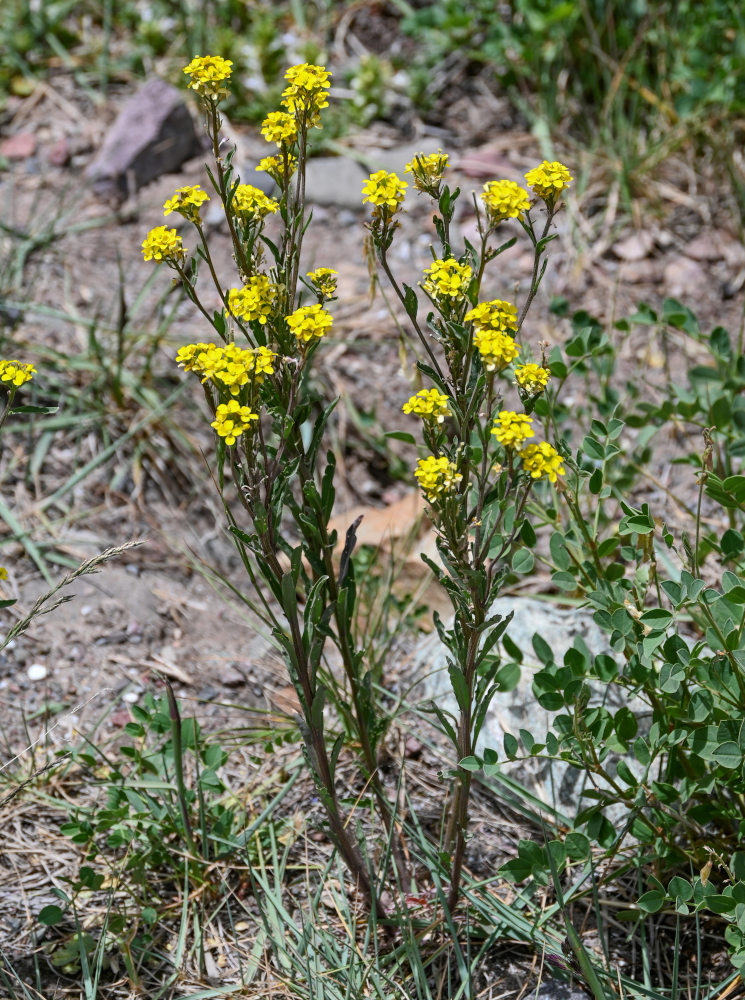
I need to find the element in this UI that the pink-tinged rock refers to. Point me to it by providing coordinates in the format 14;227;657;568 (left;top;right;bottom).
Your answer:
612;231;654;262
455;144;519;179
664;256;708;298
685;232;724;262
48;137;70;166
0;132;37;159
85;78;203;199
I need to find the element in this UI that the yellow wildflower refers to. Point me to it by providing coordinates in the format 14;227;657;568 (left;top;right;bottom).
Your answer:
141;226;186;263
525;161;573;204
176;343;276;394
0;360;36;388
422;258;472;301
473;330;520;371
362;170;407;213
281;63;331;120
521;441;565;482
286;303;333;343
402;388;452;424
163;184;210;224
491;411;534;449
404;150;448;192
256;154;297;184
465;299;517;334
515;363;550;394
0;567;7;581
183;55;233;100
231;185;279;220
481;179;530;225
415;456;462;500
261;111;298;145
211;399;258;446
306;268;338;299
228;275;275;325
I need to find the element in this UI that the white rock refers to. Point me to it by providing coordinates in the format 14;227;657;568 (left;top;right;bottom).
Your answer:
122;691;139;704
27;663;48;681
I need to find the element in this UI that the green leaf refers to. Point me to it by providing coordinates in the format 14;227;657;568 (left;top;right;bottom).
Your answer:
637;890;665;913
503;733;518;758
39;905;65;926
459;755;481;771
712;741;742;769
512;548;534;574
384;430;417;445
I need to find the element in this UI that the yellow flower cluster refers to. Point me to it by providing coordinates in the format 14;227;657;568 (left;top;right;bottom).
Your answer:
163;185;210;224
362;170;407;213
0;567;7;581
402;388;452;424
286;304;333;343
522;441;565;482
525;161;573;203
307;268;338;299
183;55;233;100
415;456;462;500
422;258;472;301
281;63;331;120
481;179;530;225
465;299;517;333
404;150;448;192
261;111;298;145
473;330;520;372
0;359;36;387
491;411;535;449
228;275;276;325
211;399;258;446
141;226;186;263
515;363;550;394
176;342;276;393
231;184;279;219
256;154;297;184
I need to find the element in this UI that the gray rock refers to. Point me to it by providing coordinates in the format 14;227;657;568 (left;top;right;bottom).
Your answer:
412;597;647;822
304;156;368;209
86;78;203;199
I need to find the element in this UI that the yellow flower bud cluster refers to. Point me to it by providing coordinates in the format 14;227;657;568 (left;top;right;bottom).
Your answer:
183;55;233;100
0;359;36;387
261;111;298;145
524;161;573;203
404;150;448;193
465;299;520;372
415;456;462;500
231;185;279;220
256;155;297;184
422;258;472;302
176;343;276;394
163;185;210;225
286;304;333;343
141;226;186;263
280;63;331;121
515;363;550;395
211;399;258;446
490;412;565;482
402;388;452;424
306;268;338;300
480;180;530;225
362;170;408;213
228;275;276;325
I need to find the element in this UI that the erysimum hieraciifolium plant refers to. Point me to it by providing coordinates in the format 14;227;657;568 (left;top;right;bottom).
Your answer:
142;52;571;918
363;153;572;907
0;358;36;597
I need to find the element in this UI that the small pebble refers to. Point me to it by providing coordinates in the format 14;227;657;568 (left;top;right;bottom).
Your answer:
122;691;139;703
27;663;48;681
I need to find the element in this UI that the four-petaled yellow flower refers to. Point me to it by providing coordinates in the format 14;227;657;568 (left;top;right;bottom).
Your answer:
524;161;573;204
0;360;36;387
415;456;462;500
403;388;452;424
521;441;565;482
231;185;279;220
163;185;210;224
481;179;530;225
256;154;297;184
228;275;276;325
261;111;298;145
286;303;333;343
0;567;7;581
362;170;407;213
281;63;331;120
211;400;258;446
183;55;233;100
422;258;472;301
473;330;520;372
404;151;448;192
515;363;550;394
465;299;517;334
491;411;534;449
307;268;338;299
142;226;186;263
